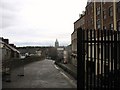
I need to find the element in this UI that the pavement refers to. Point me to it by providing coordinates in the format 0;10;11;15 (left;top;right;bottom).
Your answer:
54;62;77;80
2;59;77;88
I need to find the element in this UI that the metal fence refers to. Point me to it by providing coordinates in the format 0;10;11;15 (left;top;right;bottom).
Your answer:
77;28;120;89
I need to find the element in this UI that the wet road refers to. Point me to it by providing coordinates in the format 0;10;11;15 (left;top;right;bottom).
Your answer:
3;59;76;88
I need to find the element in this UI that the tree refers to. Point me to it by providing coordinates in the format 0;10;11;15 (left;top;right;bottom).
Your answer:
47;47;57;60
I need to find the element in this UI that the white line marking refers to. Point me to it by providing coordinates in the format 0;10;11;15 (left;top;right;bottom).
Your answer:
54;64;59;70
54;64;77;87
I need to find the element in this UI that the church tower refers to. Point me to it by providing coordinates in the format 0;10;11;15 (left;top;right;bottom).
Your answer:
55;39;59;48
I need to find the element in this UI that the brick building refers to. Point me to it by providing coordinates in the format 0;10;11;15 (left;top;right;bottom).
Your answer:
71;14;85;66
117;1;120;31
71;0;120;66
85;2;94;29
71;30;77;66
85;1;120;30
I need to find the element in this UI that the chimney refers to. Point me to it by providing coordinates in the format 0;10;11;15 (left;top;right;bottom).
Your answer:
10;44;16;49
4;39;9;44
0;37;4;41
14;45;16;48
82;11;85;15
9;44;15;48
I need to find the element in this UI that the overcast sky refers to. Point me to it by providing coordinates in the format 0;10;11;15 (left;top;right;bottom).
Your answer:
0;0;87;47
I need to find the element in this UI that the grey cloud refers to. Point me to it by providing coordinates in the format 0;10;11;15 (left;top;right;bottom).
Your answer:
0;0;23;29
2;27;50;38
0;14;15;29
1;17;16;28
1;0;73;46
0;0;23;12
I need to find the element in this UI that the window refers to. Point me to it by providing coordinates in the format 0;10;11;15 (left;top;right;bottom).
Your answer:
91;18;93;25
103;26;107;30
97;6;100;15
109;7;113;16
91;5;93;13
87;20;89;26
97;19;101;29
117;5;120;13
118;21;120;31
117;2;120;13
0;43;4;48
103;10;106;19
86;8;89;15
109;23;113;30
117;7;120;13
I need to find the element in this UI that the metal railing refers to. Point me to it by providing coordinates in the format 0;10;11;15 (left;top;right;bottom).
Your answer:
77;28;120;89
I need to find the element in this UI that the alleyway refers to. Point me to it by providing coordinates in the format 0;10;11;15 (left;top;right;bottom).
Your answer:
2;59;76;88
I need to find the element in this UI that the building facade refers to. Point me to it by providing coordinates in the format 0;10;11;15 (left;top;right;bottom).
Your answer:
71;14;85;66
85;1;120;75
71;30;77;66
71;0;120;67
0;37;20;75
85;1;120;30
0;37;20;61
117;1;120;31
63;44;72;64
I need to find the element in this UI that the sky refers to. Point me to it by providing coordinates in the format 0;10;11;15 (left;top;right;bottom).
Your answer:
0;0;87;47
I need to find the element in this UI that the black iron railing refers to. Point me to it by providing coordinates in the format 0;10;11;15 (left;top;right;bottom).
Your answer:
77;28;120;89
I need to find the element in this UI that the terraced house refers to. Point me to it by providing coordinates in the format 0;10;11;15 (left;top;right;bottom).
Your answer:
0;37;20;74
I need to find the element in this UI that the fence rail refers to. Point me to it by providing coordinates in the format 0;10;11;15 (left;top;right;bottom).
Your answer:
77;28;120;89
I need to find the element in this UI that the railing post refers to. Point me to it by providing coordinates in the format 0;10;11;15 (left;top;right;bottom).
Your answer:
114;31;118;88
77;28;85;89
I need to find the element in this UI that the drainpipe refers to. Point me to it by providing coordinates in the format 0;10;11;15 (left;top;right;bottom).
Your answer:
94;0;97;30
113;0;117;31
101;1;103;30
93;0;98;75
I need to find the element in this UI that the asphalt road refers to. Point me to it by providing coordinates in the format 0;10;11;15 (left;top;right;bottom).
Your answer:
2;59;76;88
